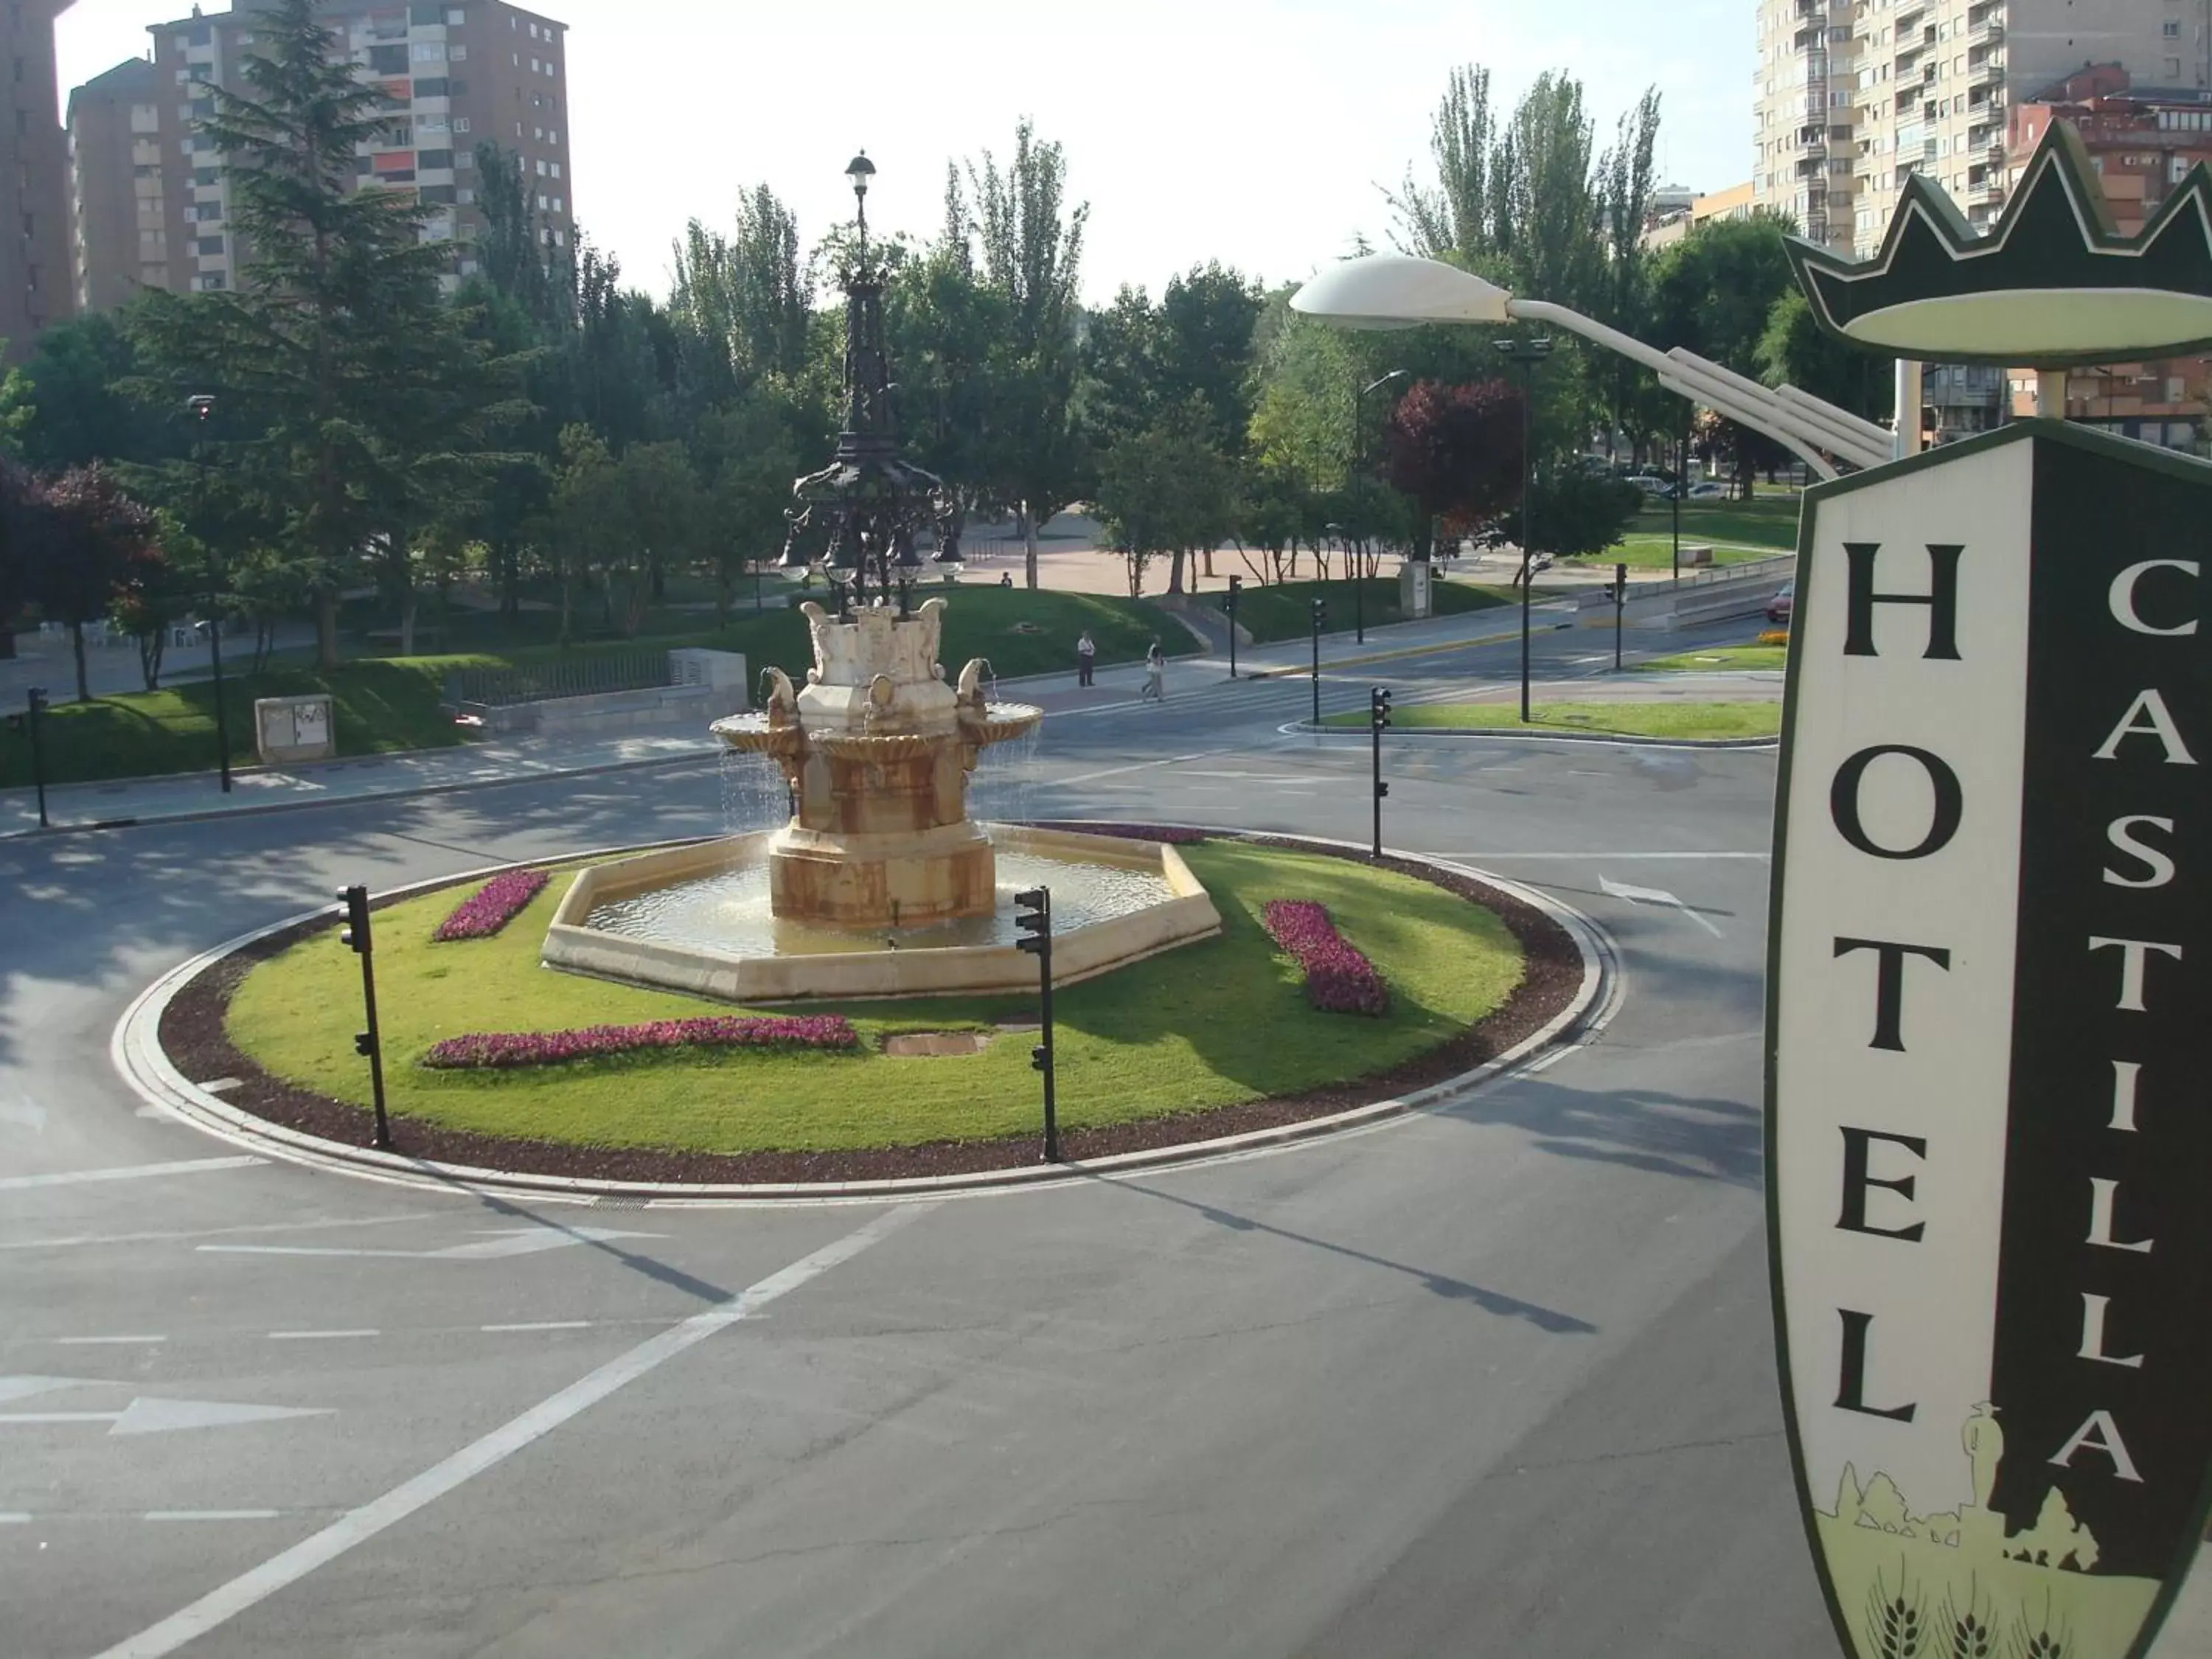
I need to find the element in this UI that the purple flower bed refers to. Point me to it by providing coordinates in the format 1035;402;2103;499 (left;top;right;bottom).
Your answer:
431;869;550;942
1261;899;1388;1017
422;1015;859;1071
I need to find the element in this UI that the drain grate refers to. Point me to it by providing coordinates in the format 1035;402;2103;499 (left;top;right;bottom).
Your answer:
592;1194;653;1209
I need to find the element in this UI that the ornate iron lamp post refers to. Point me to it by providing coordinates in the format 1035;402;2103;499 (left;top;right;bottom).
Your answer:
774;152;952;620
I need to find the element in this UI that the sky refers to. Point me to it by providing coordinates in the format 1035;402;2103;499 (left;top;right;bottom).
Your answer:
53;0;1754;305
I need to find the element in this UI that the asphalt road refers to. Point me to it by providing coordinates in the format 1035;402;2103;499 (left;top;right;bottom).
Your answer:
1;620;1846;1657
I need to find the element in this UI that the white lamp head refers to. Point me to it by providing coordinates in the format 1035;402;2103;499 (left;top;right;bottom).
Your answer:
1290;254;1515;330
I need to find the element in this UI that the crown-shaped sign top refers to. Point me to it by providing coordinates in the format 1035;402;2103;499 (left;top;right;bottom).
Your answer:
1787;119;2212;368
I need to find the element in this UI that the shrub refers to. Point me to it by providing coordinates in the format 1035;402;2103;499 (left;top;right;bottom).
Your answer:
1260;899;1388;1016
422;1015;859;1070
431;869;550;942
1757;628;1790;646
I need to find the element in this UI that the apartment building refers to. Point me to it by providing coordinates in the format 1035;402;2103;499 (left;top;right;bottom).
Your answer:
1753;0;2204;253
1640;180;1759;250
2;0;74;361
2004;65;2212;451
66;58;167;315
63;0;572;307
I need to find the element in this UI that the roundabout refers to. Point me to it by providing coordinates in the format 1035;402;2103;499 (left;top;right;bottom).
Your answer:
120;831;1601;1197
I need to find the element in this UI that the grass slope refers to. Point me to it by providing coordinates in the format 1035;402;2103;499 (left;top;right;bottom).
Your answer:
1640;644;1787;672
226;841;1525;1155
3;588;1180;789
1566;497;1802;567
1228;577;1509;644
1325;700;1781;740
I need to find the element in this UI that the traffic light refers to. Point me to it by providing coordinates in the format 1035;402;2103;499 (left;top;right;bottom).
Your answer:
1311;597;1327;631
1013;886;1051;957
26;687;46;718
1032;1043;1050;1074
1225;574;1242;610
338;884;372;954
1370;686;1393;732
355;1031;378;1059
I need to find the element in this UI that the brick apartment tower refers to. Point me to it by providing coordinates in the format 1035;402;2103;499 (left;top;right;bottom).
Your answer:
62;0;571;314
66;57;162;314
2;0;74;362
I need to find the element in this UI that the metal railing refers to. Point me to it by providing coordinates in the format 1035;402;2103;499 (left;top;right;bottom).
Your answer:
443;650;674;709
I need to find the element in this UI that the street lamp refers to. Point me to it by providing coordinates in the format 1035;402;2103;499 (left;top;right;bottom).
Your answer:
186;394;232;793
1290;255;1892;478
1343;367;1406;643
1493;337;1551;724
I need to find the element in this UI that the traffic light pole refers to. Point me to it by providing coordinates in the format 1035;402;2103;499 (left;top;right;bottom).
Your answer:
1615;562;1627;672
1225;575;1242;679
1015;886;1059;1162
1310;599;1326;728
1370;686;1392;860
338;885;392;1150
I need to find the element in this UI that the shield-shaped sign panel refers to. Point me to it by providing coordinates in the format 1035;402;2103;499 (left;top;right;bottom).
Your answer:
1770;422;2212;1659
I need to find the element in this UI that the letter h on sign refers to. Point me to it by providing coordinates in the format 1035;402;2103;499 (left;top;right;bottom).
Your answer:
1843;543;1964;659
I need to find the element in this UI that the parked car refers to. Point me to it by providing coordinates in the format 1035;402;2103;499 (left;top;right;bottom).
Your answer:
1766;581;1795;624
1686;481;1727;501
1624;474;1677;497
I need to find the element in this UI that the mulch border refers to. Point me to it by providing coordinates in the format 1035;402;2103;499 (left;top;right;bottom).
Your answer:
156;828;1585;1187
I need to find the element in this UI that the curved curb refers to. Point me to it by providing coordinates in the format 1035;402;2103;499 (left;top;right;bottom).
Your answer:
111;835;1619;1207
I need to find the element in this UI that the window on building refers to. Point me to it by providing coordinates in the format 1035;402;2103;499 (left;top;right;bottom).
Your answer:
551;196;561;213
187;22;210;44
199;271;226;291
512;52;519;65
447;7;465;21
450;44;466;60
533;125;543;139
544;58;554;74
549;160;560;178
549;129;557;145
197;234;224;254
417;114;449;134
418;148;453;170
529;58;540;72
2163;18;2180;35
2164;57;2183;78
194;166;218;186
420;183;457;204
411;41;445;61
448;77;468;94
536;193;548;210
369;44;408;73
410;2;442;21
535;157;546;175
356;156;372;175
453;115;470;132
456;186;475;204
529;21;539;36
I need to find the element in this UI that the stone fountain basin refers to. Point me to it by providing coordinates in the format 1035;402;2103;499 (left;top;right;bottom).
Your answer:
542;827;1220;1004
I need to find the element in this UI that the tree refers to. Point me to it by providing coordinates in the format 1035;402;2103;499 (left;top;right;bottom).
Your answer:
548;424;623;642
9;313;170;471
1527;471;1640;560
1155;264;1264;456
1382;378;1524;558
19;466;161;700
128;0;525;670
959;118;1089;588
1759;288;1892;423
1649;213;1801;494
1385;65;1500;264
668;184;810;402
1095;398;1234;597
110;509;197;690
693;391;799;621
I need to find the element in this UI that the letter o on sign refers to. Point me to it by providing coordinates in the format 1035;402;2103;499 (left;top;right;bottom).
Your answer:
1830;745;1964;860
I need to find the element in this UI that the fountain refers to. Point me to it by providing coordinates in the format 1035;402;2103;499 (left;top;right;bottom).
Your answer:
538;151;1220;1004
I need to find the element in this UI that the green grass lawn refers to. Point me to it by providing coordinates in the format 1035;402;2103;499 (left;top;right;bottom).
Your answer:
1640;644;1787;672
1324;700;1781;740
1587;496;1803;560
1226;577;1510;644
1584;535;1785;571
1;588;1181;790
225;840;1525;1155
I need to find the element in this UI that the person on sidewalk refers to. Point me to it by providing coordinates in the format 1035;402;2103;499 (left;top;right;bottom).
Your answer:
1076;630;1096;688
1142;639;1165;702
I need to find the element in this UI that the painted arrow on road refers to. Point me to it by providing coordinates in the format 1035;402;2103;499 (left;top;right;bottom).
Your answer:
197;1225;660;1261
0;1377;332;1436
1599;874;1725;938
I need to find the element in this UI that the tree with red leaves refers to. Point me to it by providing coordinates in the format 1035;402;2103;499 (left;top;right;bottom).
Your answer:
18;465;161;700
1380;377;1525;559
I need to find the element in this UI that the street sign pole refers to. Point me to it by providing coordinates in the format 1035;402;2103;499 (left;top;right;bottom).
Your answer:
338;885;392;1150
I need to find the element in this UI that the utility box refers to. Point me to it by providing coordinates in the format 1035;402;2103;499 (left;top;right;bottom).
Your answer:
254;694;335;765
1399;558;1433;620
666;648;748;700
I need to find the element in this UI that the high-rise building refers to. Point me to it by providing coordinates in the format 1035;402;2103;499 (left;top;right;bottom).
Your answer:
1752;0;2205;254
66;57;167;315
2;0;75;362
66;0;572;307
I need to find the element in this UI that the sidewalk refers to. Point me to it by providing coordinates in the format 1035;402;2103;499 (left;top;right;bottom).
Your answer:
0;603;1575;839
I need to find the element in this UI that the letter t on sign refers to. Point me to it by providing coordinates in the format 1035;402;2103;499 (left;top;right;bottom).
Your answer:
1834;937;1952;1051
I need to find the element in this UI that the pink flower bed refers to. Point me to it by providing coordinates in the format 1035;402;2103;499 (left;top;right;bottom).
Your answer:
431;869;550;942
422;1015;858;1071
1261;899;1388;1017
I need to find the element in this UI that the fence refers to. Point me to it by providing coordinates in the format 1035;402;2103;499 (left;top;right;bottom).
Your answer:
443;650;674;710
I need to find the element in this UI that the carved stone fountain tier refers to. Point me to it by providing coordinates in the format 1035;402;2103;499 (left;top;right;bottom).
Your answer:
711;597;1040;928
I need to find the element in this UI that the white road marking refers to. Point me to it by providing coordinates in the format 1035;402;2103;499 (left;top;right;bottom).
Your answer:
145;1512;282;1523
0;1512;29;1523
52;1335;166;1347
0;1211;448;1253
1599;874;1726;938
94;1203;933;1659
0;1396;333;1437
1051;748;1231;787
0;1376;95;1405
0;1155;264;1192
265;1329;378;1341
202;1225;659;1262
480;1321;592;1333
0;1095;48;1133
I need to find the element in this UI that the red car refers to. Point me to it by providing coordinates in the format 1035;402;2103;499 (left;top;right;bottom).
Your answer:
1766;580;1795;624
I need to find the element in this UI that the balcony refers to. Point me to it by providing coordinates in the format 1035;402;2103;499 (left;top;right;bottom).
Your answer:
1968;18;2003;47
1975;55;2005;88
1894;0;1927;27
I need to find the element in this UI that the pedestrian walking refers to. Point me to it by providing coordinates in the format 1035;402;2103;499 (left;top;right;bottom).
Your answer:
1076;629;1096;688
1142;639;1165;702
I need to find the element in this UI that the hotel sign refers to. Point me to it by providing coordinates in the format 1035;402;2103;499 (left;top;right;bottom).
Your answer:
1768;422;2212;1659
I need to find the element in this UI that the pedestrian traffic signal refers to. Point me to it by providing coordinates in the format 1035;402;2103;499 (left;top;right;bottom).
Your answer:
1225;574;1242;608
27;687;47;717
1013;886;1051;957
1371;686;1393;731
338;884;372;955
355;1030;377;1059
1311;597;1327;630
1031;1043;1050;1074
